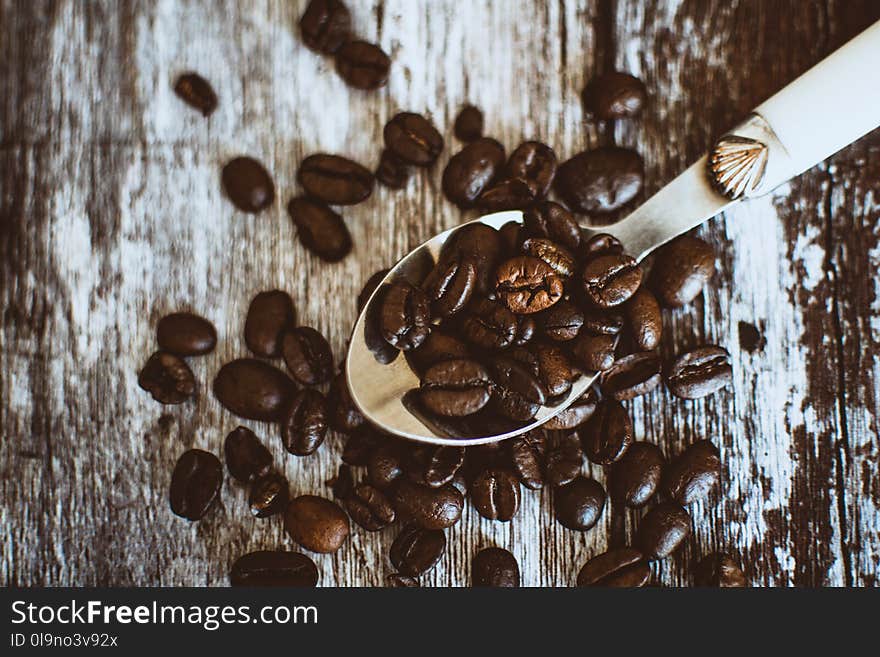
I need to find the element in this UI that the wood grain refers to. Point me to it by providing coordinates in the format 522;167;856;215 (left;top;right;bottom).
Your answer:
1;0;877;587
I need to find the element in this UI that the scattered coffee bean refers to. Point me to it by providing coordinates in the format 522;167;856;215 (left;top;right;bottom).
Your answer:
376;149;410;188
470;468;521;521
422;257;476;318
664;439;721;505
156;312;217;356
509;430;547;490
288;197;353;262
738;321;765;353
330;464;355;499
522;237;576;278
230;551;319;587
213;359;296;422
442;223;502;294
386;573;420;587
367;440;406;488
477;178;536;212
245;290;296;358
540;300;583;341
344;483;396;531
522;201;581;251
380;281;431;350
298;153;374;205
454;105;484;142
281;326;334;386
514;315;537;346
609;441;664;508
496;255;564;314
390;525;446;576
624;288;662;351
601;351;662;400
582;72;647;120
249;472;289;518
138;351;196;404
489;356;546;421
442;137;505;207
649;235;715;307
299;0;351;54
327;372;365;433
407;330;470;374
532;343;576;398
363;283;400;365
169;449;222;521
694;552;747;587
335;40;390;89
419;359;493;417
583;232;624;259
406;446;466;488
576;547;650;587
342;424;383;465
472;547;520;587
391;480;463;530
580;398;633;465
499;220;523;253
173;72;218;116
543;389;597;430
461;297;518;349
224;426;272;484
505;141;557;198
285;495;350;553
582;254;643;308
554;147;644;214
637;501;691;560
222;156;275;213
554;476;606;531
544;431;585;488
570;331;617;372
666;345;732;399
280;388;328;456
384;112;444;166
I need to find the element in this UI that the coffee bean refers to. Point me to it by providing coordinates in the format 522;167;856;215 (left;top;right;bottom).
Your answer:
514;314;537;346
375;149;409;189
576;547;650;587
380;282;431;350
231;551;319;587
489;356;546;421
213;359;296;422
509;430;547;490
554;476;605;530
495;255;564;314
329;464;355;499
554;147;644;214
533;342;577;398
173;72;217;116
281;326;334;386
327;372;365;433
334;40;390;89
664;439;721;505
358;268;392;312
582;72;647;120
288;197;353;262
442;138;505;207
389;525;446;576
280;388;328;456
406;446;466;488
461;297;517;349
505;141;557;198
580;398;633;465
298;153;374;205
694;552;747;587
499;220;523;254
570;331;617;372
582;254;643;308
420;359;493;417
169;449;222;521
363;284;400;365
666;346;732;399
522;238;576;278
470;468;521;521
582;309;624;336
522;201;581;251
391;481;463;530
583;232;624;260
454;105;484;142
422;257;476;318
138;351;196;404
342;424;383;465
244;290;296;358
624;288;662;351
609;441;664;508
249;472;289;518
649;236;715;307
544;431;584;488
601;351;662;400
539;301;584;342
384;112;444;166
543;388;598;430
476;178;536;212
299;0;351;54
156;312;217;356
285;495;350;553
442;223;502;294
224;426;272;484
386;573;420;587
367;440;406;488
344;483;396;531
472;547;520;587
637;502;691;560
222;157;275;213
738;321;765;353
407;330;470;374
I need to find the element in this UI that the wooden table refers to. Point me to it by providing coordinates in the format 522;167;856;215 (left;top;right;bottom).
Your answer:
2;0;878;587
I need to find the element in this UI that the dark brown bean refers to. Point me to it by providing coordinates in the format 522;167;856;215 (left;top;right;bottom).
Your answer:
472;547;520;587
554;476;606;531
249;472;289;518
505;141;557;198
285;495;350;553
509;430;546;490
540;300;583;341
221;157;275;213
554;147;644;214
694;552;747;587
514;315;537;346
570;332;617;372
280;388;328;456
375;149;409;189
169;449;222;521
544;431;584;488
582;72;647;120
334;40;390;90
666;346;733;399
407;330;470;374
580;398;633;465
522;237;576;278
420;359;493;417
342;424;383;466
281;326;334;386
391;481;463;530
389;525;446;576
327;372;365;433
405;446;466;488
367;440;406;489
461;297;518;349
454;105;483;142
441;138;506;207
363;283;400;365
384;112;444;166
138;351;196;404
582;254;643;308
499;220;523;254
534;342;577;399
288;197;353;262
156;312;217;356
344;483;396;531
224;426;272;484
231;551;318;587
489;356;546;421
522;201;581;251
637;502;691;560
357;268;391;312
649;235;715;307
244;290;296;358
299;0;351;54
543;389;598;430
173;72;218;116
601;351;662;400
609;441;664;508
380;282;431;351
422;257;476;318
213;359;296;422
664;439;721;505
442;223;502;294
577;547;650;587
298;153;374;205
476;177;536;212
583;232;624;260
329;464;355;499
495;255;564;314
470;468;521;521
624;288;662;351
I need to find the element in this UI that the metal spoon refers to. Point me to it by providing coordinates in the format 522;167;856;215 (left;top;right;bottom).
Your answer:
346;20;880;446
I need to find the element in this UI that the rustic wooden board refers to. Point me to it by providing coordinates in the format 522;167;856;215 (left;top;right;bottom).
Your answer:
1;0;878;587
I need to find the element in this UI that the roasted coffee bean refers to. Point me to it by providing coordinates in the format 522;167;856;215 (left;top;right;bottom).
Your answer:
344;483;396;531
442;223;502;294
650;235;715;307
334;40;390;90
583;232;624;260
380;282;430;350
637;502;691;560
580;398;633;465
342;424;383;465
376;149;409;189
507;345;540;376
534;342;577;398
476;178;536;212
554;147;644;214
169;449;222;521
694;552;747;587
582;254;643;308
544;388;598;430
664;439;721;505
540;301;584;341
390;525;446;576
138;351;196;404
299;0;350;54
472;547;520;587
609;441;664;508
298;153;374;205
576;547;650;587
173;72;217;116
244;290;296;358
391;481;463;530
522;201;581;251
250;472;289;518
582;72;647;120
288;197;353;262
386;573;420;587
363;284;400;365
570;332;617;372
329;464;355;499
327;372;365;433
666;346;732;399
221;156;275;213
406;446;466;488
280;388;328;456
156;312;217;356
213;359;296;422
231;551;319;587
470;468;521;521
281;326;334;386
505;141;557;198
544;431;584;488
461;297;517;349
602;351;662;400
224;426;272;484
509;430;547;490
422;257;476;318
490;356;546;421
384;112;444;166
367;440;406;489
454;105;483;142
285;495;350;553
420;359;493;417
357;268;391;312
441;138;506;207
499;220;523;254
514;315;537;346
624;288;662;351
554;476;605;531
407;330;470;374
522;238;576;278
495;255;563;314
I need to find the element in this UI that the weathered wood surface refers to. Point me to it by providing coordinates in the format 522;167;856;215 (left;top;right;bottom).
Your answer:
1;0;878;587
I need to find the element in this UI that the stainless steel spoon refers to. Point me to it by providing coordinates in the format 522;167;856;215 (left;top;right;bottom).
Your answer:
346;20;880;446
